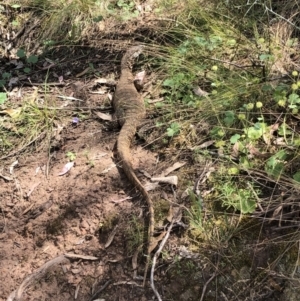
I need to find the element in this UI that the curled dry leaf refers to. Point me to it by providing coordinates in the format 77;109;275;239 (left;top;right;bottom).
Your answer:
26;181;41;198
9;160;18;174
274;137;286;146
132;248;140;279
166;205;182;223
148;231;166;254
64;253;98;260
134;70;146;90
89;88;108;95
105;225;118;248
76;67;91;78
0;108;22;118
111;196;132;203
57;95;83;102
263;123;279;145
134;70;146;82
95;111;113;121
232;141;240;158
144;182;159;192
160;161;186;177
0;173;13;181
147;97;164;104
181;187;193;200
193;85;208;97
107;93;113;101
58;161;74;176
101;163;116;174
198;140;215;149
94;78;116;86
151;175;178;186
247;143;263;158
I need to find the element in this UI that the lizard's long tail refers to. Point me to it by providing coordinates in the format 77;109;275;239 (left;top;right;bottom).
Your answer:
117;120;154;285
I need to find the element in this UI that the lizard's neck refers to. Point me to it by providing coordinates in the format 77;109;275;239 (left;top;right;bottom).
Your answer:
120;59;134;80
120;69;134;81
119;45;143;80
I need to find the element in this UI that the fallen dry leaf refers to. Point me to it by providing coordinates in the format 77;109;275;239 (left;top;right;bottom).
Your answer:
76;67;91;78
144;182;159;191
58;161;74;176
95;111;113;121
149;231;166;254
147;97;164;104
134;70;146;82
111;196;132;203
94;78;116;86
89;88;108;95
197;140;215;149
166;205;182;223
193;85;208;97
64;253;98;260
151;175;178;186
232;141;240;157
9;160;18;174
160;161;186;177
105;225;118;248
26;181;41;198
0;108;22;119
134;70;146;90
101;163;116;174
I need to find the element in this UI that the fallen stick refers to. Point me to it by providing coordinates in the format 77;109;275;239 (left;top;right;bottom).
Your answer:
7;253;99;301
7;255;69;301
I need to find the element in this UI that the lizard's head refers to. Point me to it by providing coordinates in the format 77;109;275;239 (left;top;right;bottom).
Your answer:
129;45;144;58
121;45;144;70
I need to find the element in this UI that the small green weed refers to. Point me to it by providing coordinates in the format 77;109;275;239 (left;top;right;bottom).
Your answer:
66;151;76;161
167;122;180;137
186;188;244;247
111;0;139;20
125;216;144;255
0;93;7;104
0;49;38;89
218;181;257;214
16;49;39;74
84;151;95;167
0;96;58;156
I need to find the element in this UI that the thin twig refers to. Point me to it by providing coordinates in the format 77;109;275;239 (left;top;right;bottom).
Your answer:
199;255;220;301
199;271;217;301
7;253;100;301
150;219;175;301
88;280;111;301
150;183;179;301
7;255;69;301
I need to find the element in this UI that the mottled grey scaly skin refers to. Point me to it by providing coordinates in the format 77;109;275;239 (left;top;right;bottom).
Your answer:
113;45;154;285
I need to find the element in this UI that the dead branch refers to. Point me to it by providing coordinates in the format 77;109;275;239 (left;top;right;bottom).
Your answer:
6;253;99;301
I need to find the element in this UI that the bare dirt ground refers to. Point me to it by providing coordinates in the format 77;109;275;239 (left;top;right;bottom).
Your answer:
0;83;162;300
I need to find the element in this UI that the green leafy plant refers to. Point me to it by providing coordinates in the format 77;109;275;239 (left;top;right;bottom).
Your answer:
16;49;39;74
265;150;287;178
167;122;180;137
0;72;11;89
0;92;7;104
219;181;257;214
112;0;139;20
66;151;76;161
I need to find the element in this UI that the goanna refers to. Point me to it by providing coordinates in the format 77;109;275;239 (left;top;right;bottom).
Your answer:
112;45;154;285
